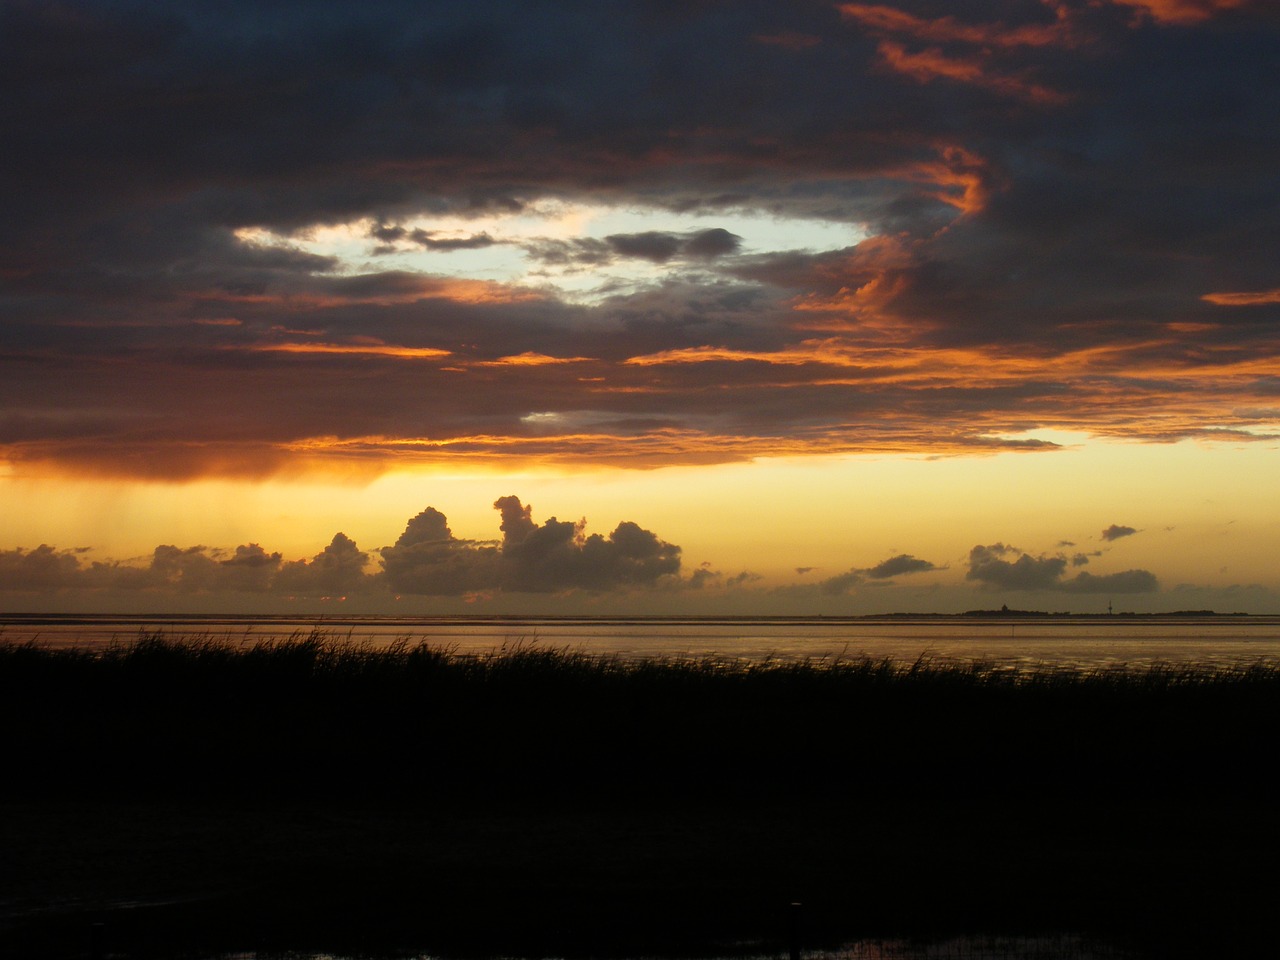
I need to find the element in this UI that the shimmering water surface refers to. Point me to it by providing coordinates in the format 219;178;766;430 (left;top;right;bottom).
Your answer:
4;613;1279;669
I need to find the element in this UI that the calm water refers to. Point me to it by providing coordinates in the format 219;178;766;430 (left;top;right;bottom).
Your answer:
4;613;1280;670
201;937;1137;960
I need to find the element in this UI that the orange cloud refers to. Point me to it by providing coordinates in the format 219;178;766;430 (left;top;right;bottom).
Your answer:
875;41;1069;104
1201;288;1280;306
246;342;453;360
1110;0;1252;25
623;331;1280;397
905;144;995;215
473;352;596;367
194;277;540;308
840;4;1072;104
839;4;1069;48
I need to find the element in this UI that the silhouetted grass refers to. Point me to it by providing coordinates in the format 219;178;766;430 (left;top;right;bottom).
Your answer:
4;631;1278;801
3;633;1278;958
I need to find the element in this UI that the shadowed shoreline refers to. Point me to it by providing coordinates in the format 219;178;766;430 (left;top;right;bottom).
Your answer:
3;634;1278;958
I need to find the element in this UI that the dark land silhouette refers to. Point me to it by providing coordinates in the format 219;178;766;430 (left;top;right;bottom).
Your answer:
3;634;1277;959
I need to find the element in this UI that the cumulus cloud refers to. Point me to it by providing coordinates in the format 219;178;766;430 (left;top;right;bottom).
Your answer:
0;545;88;592
276;533;372;597
1;497;682;601
379;507;501;596
966;544;1068;591
380;497;680;595
0;542;297;595
966;543;1157;594
493;495;681;592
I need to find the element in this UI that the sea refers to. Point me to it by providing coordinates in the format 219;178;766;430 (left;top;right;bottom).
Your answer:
4;612;1280;670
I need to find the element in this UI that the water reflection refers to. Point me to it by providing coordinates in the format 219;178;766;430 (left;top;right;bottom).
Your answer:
5;613;1280;671
201;939;1138;960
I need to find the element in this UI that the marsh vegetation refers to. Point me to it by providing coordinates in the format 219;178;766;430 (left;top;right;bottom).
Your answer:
3;633;1277;959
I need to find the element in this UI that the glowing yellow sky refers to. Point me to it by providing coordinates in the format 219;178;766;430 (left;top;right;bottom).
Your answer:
5;432;1276;612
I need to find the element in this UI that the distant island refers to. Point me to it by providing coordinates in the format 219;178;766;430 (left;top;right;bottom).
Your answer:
958;605;1239;617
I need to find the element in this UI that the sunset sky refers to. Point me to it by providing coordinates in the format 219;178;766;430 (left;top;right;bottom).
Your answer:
2;0;1277;615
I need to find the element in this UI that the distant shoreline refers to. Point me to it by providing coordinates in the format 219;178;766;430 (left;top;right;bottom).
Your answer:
0;609;1260;627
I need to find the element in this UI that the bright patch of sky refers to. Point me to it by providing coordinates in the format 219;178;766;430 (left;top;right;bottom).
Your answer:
237;201;866;302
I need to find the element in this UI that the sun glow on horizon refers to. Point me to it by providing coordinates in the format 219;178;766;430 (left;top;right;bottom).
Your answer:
4;434;1277;613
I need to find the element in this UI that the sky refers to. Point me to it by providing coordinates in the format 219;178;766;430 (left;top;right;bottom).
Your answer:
2;0;1278;615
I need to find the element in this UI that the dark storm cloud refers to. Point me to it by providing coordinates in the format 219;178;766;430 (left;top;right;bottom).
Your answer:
966;543;1158;593
1101;524;1139;542
3;1;1279;475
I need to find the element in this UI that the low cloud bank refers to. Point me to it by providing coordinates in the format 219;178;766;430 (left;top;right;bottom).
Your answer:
0;497;680;600
0;515;1172;608
966;543;1157;594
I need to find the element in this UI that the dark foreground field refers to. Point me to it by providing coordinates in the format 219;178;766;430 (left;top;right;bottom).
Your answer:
3;635;1278;959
